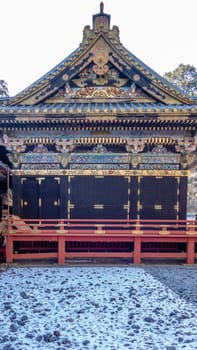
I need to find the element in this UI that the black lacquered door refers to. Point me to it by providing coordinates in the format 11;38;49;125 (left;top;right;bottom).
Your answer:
69;176;129;219
139;176;179;219
21;177;39;218
21;176;60;219
40;177;60;218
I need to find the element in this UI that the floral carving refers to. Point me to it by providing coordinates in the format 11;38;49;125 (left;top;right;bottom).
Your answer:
126;139;146;153
0;134;26;153
55;139;75;153
175;137;197;153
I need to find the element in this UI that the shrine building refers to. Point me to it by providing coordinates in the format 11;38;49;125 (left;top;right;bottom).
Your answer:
0;3;196;264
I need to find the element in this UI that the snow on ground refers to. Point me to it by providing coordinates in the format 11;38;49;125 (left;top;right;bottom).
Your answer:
0;266;197;350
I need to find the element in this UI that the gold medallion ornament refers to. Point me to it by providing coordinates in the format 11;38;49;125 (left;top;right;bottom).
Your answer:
133;74;140;81
92;39;109;76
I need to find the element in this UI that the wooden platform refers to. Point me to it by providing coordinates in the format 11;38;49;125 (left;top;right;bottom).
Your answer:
2;218;197;264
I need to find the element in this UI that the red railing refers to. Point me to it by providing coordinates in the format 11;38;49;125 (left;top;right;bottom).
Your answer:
2;217;197;264
6;217;197;235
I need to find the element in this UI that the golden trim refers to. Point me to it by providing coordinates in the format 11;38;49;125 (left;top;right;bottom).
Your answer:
36;177;45;184
95;229;105;234
158;115;189;121
12;170;190;177
69;203;75;209
74;137;126;145
159;230;170;235
58;230;68;234
54;177;60;184
174;204;179;211
94;204;104;209
21;177;27;184
132;230;141;235
154;205;162;210
94;224;105;234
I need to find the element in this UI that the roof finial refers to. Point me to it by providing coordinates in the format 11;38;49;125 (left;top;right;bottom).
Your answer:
100;2;104;14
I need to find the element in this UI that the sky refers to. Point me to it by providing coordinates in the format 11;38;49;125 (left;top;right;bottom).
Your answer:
0;0;196;97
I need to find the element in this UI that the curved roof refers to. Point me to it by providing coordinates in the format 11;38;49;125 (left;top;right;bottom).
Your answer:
0;4;194;108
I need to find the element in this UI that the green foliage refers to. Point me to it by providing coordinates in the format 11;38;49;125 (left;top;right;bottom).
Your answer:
164;64;197;96
0;80;9;97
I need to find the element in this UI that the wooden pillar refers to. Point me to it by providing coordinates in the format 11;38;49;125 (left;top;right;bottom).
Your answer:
6;235;14;263
133;236;141;264
58;236;65;264
187;237;195;264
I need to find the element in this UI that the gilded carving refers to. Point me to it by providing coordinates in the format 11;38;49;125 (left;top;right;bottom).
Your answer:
175;136;197;153
72;64;128;88
50;82;145;100
133;74;140;82
126;139;146;153
130;155;141;168
91;39;109;76
151;145;169;153
81;3;120;47
91;144;108;153
0;134;26;153
82;25;92;44
32;144;49;153
8;153;20;168
12;169;190;177
61;154;70;167
55;139;75;153
77;86;122;98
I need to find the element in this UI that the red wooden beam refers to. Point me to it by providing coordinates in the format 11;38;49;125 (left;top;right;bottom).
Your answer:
2;218;197;264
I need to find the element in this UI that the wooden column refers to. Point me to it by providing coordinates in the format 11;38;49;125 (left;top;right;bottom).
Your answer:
6;235;14;263
58;236;65;264
187;237;195;264
133;236;141;264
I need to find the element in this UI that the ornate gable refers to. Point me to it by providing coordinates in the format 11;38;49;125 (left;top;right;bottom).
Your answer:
7;2;194;107
45;56;155;103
